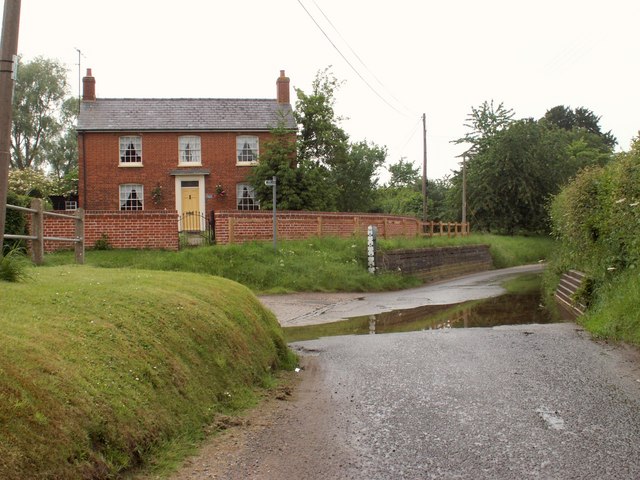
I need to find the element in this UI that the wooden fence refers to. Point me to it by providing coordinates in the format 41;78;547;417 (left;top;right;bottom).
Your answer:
4;198;84;264
420;221;470;238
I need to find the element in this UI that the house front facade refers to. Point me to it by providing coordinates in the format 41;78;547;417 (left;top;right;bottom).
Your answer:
76;69;295;229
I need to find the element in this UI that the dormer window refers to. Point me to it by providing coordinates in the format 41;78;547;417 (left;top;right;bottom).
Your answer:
236;135;259;164
179;135;201;165
119;136;142;165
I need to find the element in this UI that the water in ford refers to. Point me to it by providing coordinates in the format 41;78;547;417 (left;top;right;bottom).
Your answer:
283;291;564;343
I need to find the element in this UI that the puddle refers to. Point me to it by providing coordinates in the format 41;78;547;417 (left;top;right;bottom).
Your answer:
284;292;562;342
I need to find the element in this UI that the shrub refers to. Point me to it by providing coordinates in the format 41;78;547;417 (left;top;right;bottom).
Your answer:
93;233;112;250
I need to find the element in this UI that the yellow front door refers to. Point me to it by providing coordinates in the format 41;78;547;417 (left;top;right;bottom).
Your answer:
181;186;200;231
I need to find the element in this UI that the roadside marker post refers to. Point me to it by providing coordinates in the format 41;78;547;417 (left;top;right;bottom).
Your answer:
367;225;377;274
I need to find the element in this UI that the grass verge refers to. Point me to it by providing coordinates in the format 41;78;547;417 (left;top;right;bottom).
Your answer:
0;266;296;479
43;235;554;293
577;269;640;346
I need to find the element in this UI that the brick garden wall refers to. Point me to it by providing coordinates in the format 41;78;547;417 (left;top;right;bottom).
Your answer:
214;211;421;244
41;210;179;252
377;245;492;282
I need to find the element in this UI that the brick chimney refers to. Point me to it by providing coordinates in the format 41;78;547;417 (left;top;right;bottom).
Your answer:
82;68;96;102
276;70;290;104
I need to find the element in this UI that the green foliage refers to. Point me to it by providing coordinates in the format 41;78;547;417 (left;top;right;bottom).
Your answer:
376;186;423;217
11;56;70;170
46;235;553;293
550;141;640;282
458;114;614;234
0;266;295;478
293;68;388;212
387;157;420;188
376;177;454;221
93;233;112;251
0;248;29;282
542;105;617;149
579;269;640;345
295;67;349;168
333;140;386;212
250;116;336;211
452;100;515;152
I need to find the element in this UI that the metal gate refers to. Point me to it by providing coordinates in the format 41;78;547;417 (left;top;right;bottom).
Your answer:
178;211;214;246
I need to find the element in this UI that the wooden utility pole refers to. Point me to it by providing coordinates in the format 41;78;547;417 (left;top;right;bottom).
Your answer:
462;153;467;226
421;113;427;222
0;0;21;249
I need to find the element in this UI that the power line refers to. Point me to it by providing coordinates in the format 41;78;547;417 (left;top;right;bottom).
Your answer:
297;0;410;117
311;0;414;116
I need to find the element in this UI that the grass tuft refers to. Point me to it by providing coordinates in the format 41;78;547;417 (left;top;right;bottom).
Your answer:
0;247;29;282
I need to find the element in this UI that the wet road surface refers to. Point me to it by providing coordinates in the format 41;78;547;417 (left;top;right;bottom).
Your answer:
290;323;640;479
259;264;545;327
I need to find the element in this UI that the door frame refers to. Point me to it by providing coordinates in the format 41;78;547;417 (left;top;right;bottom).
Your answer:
175;175;205;229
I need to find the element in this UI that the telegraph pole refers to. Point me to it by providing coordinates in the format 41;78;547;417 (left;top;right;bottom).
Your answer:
421;113;427;222
0;0;21;250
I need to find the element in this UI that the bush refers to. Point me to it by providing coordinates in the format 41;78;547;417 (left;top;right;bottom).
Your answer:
550;147;640;283
93;233;112;250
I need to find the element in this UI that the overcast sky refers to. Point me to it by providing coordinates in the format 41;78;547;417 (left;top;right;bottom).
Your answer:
6;0;640;181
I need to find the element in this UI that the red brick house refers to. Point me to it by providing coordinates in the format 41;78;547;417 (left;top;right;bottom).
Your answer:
76;69;295;231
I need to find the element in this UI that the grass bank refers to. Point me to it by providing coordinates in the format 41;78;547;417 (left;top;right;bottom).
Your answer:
44;234;554;293
0;266;295;479
572;269;640;346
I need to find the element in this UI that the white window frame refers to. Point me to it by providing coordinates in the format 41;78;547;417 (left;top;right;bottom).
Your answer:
236;135;259;165
119;136;142;166
236;183;259;210
119;184;144;211
178;135;202;165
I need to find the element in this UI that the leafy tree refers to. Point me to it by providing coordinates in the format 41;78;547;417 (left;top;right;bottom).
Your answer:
332;140;386;212
387;157;420;188
542;105;616;149
46;97;79;180
295;67;349;169
291;68;389;212
250;118;336;211
463;118;613;234
452;100;514;153
11;56;70;170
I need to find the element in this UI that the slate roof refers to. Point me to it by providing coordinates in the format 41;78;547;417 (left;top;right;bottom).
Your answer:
77;98;295;132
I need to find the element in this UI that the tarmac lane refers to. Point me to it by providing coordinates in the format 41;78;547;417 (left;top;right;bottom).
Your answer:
289;323;640;479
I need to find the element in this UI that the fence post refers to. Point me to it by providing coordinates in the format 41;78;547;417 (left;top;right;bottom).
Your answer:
75;208;85;264
30;198;44;265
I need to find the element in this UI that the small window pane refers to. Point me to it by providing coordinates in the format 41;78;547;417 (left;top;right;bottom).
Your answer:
119;136;142;163
236;136;258;163
236;183;259;210
120;184;144;210
179;136;201;164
